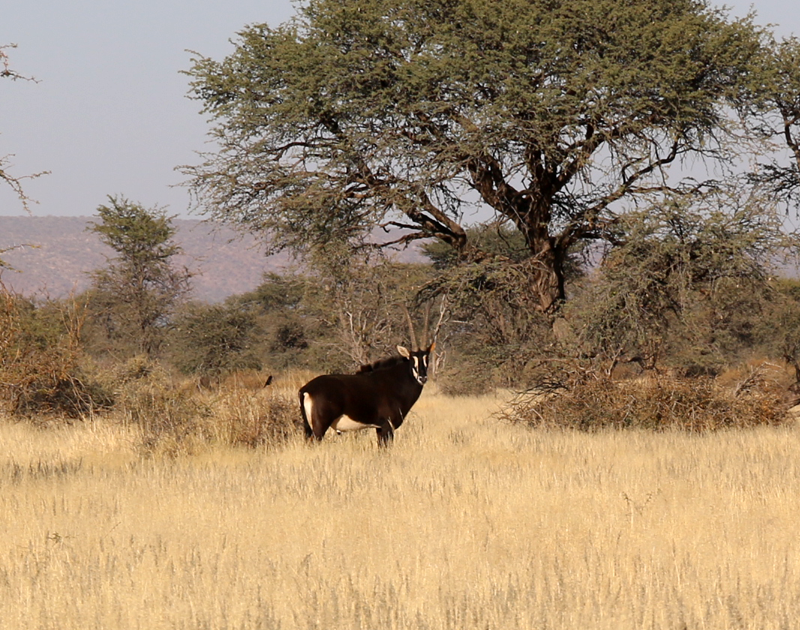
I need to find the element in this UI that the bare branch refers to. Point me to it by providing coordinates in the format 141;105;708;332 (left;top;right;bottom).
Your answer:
1;44;48;213
0;44;37;82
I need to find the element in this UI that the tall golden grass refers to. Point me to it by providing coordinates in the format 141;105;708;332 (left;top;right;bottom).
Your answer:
2;384;800;629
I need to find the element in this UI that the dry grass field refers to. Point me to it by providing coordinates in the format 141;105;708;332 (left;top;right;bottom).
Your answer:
2;383;800;629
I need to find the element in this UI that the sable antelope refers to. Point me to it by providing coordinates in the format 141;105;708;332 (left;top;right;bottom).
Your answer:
300;301;445;446
299;342;435;446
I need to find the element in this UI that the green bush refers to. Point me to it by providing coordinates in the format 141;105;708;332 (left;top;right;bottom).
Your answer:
170;302;261;377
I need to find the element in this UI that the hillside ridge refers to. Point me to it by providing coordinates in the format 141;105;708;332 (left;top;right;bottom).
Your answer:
1;216;425;302
0;216;284;302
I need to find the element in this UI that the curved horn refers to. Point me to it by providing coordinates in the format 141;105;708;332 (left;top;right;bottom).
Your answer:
422;301;431;348
402;305;419;350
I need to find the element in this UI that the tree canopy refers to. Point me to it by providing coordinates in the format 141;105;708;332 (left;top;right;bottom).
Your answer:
184;0;767;310
566;189;795;371
87;197;192;358
744;36;800;208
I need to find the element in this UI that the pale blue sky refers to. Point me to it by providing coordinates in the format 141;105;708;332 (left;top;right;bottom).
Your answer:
0;1;796;218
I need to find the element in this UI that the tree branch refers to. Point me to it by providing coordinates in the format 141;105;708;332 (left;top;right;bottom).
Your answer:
560;138;683;248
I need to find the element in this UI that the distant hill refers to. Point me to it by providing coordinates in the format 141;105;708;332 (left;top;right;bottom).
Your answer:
0;216;286;302
0;216;426;302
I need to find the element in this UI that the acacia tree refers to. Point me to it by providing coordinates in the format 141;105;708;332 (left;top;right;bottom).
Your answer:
184;0;763;311
565;188;796;373
87;196;192;358
745;36;800;208
170;302;261;378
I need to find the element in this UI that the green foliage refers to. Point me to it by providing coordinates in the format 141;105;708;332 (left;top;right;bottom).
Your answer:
757;279;800;387
170;302;261;377
185;0;763;310
86;196;192;358
169;257;440;376
422;224;531;269
744;37;800;209
222;272;316;372
303;245;436;366
242;272;305;311
563;190;797;374
91;197;181;265
419;253;560;391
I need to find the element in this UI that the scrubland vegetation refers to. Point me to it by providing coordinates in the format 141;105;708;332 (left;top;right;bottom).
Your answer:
3;384;800;630
9;2;800;626
3;193;800;629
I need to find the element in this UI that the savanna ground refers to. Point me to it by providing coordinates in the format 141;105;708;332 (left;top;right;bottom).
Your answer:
2;376;800;630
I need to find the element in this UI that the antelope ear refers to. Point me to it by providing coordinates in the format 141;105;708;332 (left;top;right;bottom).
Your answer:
427;341;436;354
397;345;411;358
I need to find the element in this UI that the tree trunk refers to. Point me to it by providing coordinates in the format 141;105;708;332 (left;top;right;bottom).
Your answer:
518;197;566;313
527;244;566;313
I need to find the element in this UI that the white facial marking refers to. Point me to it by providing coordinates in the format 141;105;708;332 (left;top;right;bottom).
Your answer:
412;356;422;383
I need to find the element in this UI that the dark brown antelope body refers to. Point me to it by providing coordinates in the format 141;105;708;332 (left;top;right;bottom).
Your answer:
299;344;434;446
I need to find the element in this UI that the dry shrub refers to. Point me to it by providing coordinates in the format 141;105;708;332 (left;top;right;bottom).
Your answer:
219;369;275;391
269;368;316;399
0;290;113;417
11;373;114;419
504;367;792;431
113;358;212;455
114;359;301;452
209;388;300;448
437;363;495;397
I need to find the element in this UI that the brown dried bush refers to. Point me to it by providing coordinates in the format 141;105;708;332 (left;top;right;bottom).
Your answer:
504;366;792;432
0;290;113;417
113;358;299;453
437;363;496;397
209;387;300;448
112;359;212;454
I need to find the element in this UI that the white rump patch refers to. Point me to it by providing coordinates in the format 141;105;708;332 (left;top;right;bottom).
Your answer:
332;415;379;432
303;393;314;431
